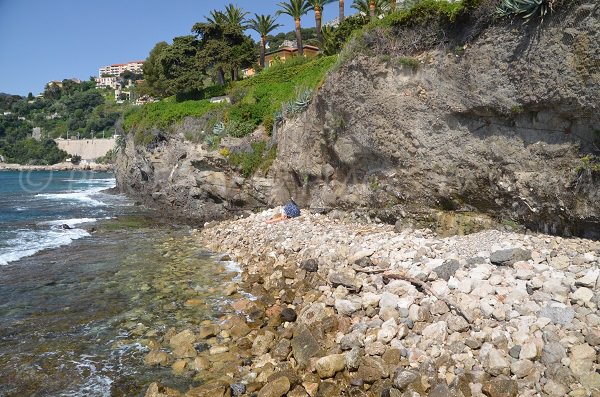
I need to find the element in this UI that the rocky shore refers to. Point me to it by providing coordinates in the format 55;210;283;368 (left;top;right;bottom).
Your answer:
0;162;112;172
142;211;600;397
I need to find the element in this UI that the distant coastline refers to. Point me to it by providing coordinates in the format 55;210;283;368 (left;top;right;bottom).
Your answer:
0;162;113;172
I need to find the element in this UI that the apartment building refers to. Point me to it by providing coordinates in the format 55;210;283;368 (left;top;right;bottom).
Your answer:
98;60;144;77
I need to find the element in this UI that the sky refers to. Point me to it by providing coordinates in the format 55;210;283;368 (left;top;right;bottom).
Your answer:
0;0;350;96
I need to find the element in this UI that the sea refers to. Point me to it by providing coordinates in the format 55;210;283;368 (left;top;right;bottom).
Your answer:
0;171;234;396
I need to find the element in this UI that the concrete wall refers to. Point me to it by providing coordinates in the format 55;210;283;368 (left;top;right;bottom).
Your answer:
55;138;115;160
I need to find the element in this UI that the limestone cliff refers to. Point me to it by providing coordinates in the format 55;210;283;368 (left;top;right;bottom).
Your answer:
115;2;600;236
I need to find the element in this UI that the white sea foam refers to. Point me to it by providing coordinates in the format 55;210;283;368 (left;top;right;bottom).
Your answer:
36;191;105;206
60;355;112;397
0;228;90;266
41;218;98;227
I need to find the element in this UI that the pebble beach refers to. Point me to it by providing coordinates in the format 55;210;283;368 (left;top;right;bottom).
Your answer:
142;210;600;397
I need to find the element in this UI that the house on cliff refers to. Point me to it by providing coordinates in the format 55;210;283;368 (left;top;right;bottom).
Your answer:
264;43;320;68
241;41;321;78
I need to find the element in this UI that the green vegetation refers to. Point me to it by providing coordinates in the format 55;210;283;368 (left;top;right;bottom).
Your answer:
226;56;335;133
124;55;335;146
369;0;471;29
0;80;129;164
511;105;525;114
124;99;219;131
396;56;420;70
228;141;277;177
0;137;67;165
495;0;553;23
576;155;600;173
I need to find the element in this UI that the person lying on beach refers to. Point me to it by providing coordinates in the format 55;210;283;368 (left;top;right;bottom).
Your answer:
266;200;301;223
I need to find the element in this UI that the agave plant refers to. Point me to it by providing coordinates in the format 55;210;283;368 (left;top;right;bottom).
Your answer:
495;0;553;23
282;88;313;117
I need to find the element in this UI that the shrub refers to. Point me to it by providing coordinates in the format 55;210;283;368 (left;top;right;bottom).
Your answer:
396;56;420;70
123;99;221;132
263;114;274;135
228;141;276;177
495;0;553;22
71;154;82;165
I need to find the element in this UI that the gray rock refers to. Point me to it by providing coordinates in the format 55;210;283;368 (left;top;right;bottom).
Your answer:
280;308;297;322
539;305;575;325
510;359;534;378
541;341;566;365
272;338;292;360
354;256;373;267
433;259;460;281
393;369;418;390
230;383;246;396
329;269;362;292
429;383;451;397
490;248;532;266
300;259;318;272
486;348;510;376
334;299;361;315
346;346;363;370
340;331;364;351
585;328;600;346
291;325;322;367
508;345;521;359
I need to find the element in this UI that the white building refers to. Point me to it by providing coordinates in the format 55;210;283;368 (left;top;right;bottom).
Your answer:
98;61;144;77
96;76;120;89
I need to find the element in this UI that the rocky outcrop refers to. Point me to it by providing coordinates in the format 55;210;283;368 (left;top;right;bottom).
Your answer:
114;118;280;223
115;3;600;236
272;3;600;238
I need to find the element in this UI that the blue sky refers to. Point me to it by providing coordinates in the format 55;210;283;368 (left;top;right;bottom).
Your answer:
0;0;350;96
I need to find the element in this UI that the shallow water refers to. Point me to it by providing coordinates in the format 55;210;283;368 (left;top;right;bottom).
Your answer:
0;171;233;396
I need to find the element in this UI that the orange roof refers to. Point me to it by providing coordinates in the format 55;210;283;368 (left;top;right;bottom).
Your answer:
265;45;320;56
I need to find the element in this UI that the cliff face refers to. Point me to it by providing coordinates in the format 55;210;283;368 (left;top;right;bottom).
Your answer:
115;3;600;236
115;118;276;223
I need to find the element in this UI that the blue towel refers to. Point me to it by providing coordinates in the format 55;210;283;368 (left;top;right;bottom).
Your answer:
283;202;301;218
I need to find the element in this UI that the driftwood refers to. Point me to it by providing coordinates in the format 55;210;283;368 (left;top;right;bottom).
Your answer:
383;271;474;325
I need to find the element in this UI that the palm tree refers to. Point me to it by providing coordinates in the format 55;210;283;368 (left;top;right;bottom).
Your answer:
277;0;311;56
308;0;327;44
248;14;282;68
207;4;248;27
206;9;226;25
339;0;345;22
222;3;249;27
352;0;386;17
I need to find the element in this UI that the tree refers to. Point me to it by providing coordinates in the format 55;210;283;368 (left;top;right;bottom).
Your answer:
158;35;204;96
277;0;311;56
352;0;387;17
339;0;345;22
308;0;327;44
321;13;369;54
44;83;62;100
248;14;282;68
221;3;249;27
193;21;255;85
141;41;170;98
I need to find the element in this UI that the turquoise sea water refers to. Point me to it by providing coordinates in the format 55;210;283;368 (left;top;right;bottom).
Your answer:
0;171;233;396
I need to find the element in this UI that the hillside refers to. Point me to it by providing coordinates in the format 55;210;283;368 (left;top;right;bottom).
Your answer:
114;0;600;238
0;81;127;165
